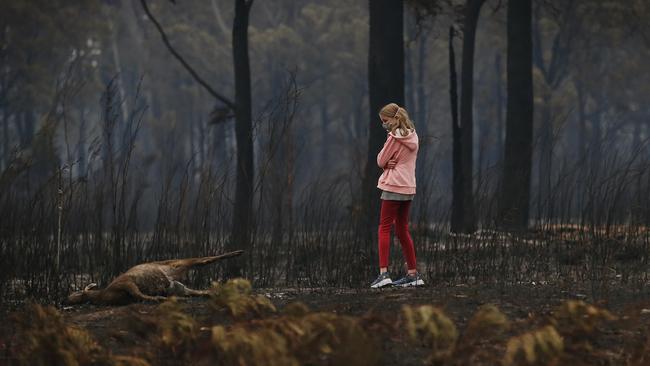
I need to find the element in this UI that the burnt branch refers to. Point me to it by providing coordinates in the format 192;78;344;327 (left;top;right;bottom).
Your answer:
139;0;235;110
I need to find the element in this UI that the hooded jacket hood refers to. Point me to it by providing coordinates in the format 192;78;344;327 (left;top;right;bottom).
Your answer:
389;128;418;151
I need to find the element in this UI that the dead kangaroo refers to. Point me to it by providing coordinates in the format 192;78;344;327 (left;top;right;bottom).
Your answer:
64;250;243;306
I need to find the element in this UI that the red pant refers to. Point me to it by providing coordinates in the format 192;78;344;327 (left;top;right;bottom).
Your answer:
378;199;417;270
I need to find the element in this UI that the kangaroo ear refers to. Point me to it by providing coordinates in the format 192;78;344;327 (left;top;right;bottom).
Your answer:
84;283;98;292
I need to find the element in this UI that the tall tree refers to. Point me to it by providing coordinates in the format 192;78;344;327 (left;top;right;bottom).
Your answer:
415;32;428;147
449;27;463;233
229;0;255;276
140;0;254;275
532;0;577;219
494;53;504;164
362;0;404;240
457;0;485;233
498;0;534;230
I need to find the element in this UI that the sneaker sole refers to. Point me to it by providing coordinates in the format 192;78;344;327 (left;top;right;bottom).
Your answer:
398;279;425;287
370;278;393;288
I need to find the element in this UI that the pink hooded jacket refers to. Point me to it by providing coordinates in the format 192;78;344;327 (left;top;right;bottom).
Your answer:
377;128;419;195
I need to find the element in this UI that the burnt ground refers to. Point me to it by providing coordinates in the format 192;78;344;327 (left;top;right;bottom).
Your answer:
2;282;650;365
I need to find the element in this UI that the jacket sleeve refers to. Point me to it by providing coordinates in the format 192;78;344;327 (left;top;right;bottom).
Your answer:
377;135;398;168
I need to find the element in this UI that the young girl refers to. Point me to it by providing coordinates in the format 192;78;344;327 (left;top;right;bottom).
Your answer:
370;103;424;288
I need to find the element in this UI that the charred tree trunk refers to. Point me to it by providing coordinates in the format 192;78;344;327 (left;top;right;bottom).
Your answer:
498;0;533;230
362;0;404;243
459;0;485;233
17;109;35;148
77;107;87;176
449;27;463;233
320;86;329;168
537;94;552;221
2;109;8;171
405;13;416;118
187;89;196;181
495;53;504;164
477;98;488;194
590;108;603;174
531;0;575;223
228;0;254;277
575;79;587;159
110;18;129;134
416;33;428;146
406;49;415;118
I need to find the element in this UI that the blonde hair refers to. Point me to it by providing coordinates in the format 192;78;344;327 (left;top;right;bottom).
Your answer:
379;103;415;135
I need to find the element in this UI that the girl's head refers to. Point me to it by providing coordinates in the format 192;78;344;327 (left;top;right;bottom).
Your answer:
379;103;415;134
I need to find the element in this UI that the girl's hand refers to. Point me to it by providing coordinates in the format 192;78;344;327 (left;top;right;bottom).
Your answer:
385;159;397;169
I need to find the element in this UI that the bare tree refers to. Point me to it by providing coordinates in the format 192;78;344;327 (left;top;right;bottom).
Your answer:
139;0;254;276
229;0;255;276
498;0;534;230
458;0;486;233
533;0;578;220
361;0;405;242
449;27;463;233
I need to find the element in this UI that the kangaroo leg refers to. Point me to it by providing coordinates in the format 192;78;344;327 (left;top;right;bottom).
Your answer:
167;280;210;297
122;282;167;303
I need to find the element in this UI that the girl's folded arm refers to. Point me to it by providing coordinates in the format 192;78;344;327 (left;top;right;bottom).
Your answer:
377;136;397;168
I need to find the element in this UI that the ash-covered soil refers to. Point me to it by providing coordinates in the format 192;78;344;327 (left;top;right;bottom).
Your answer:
2;282;650;365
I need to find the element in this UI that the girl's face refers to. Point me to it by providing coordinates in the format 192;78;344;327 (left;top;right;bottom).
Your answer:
380;115;395;131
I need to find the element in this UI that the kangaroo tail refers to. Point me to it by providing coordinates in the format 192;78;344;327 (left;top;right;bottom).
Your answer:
157;250;244;268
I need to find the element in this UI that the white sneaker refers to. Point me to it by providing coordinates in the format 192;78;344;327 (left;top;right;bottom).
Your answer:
392;273;425;287
370;272;393;288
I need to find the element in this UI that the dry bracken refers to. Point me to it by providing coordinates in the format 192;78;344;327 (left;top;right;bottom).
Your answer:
402;304;459;363
11;303;151;366
208;303;379;366
211;325;298;366
464;303;510;342
550;300;617;335
503;325;564;366
209;278;277;319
